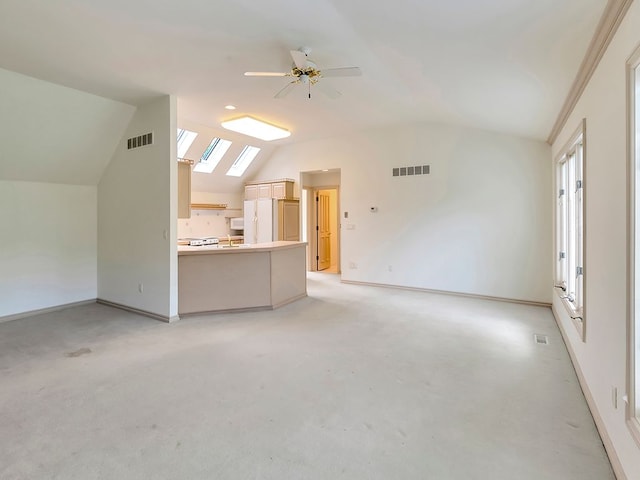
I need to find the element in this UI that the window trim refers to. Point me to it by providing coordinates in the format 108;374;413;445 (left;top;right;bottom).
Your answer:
626;43;640;448
554;119;586;342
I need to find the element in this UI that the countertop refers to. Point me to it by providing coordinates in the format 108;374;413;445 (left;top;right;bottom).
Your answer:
178;241;306;256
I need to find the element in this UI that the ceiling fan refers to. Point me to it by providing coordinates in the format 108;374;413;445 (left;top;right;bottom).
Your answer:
244;47;362;99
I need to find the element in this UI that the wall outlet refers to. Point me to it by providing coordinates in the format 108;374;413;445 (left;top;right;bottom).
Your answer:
349;262;357;269
138;283;144;294
347;224;355;230
388;265;393;272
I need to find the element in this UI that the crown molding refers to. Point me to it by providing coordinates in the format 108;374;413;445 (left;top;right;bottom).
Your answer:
547;0;634;145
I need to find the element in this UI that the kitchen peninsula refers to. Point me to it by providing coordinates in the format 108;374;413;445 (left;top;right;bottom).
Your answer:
178;241;307;316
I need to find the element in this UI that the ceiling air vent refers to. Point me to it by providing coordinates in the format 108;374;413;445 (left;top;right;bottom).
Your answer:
127;132;153;150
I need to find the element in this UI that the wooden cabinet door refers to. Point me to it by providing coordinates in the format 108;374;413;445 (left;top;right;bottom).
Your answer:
272;182;286;199
244;185;258;200
278;200;300;241
177;161;191;219
257;183;273;199
272;181;294;199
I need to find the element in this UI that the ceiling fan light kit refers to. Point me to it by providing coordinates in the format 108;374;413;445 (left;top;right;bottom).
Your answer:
244;47;362;99
221;116;291;141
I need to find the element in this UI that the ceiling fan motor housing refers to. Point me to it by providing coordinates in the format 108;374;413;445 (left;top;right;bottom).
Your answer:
292;61;321;84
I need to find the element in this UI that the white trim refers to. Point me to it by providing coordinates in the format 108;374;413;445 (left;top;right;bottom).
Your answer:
341;279;551;308
0;300;97;324
548;0;633;144
96;299;180;323
626;42;640;448
552;304;627;479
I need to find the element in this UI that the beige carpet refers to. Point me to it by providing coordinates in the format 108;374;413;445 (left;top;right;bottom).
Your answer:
0;273;614;479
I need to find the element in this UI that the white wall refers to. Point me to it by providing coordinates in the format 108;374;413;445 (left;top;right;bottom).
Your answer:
0;67;135;185
253;123;551;303
0;69;134;320
98;96;178;321
551;3;640;478
0;181;97;319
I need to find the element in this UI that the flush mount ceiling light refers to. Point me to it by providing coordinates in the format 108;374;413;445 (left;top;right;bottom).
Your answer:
221;116;291;141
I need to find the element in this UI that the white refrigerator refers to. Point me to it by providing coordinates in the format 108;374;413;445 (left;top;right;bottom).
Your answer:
244;198;300;244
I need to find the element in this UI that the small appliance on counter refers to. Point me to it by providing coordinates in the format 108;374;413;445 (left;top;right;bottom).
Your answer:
178;237;219;247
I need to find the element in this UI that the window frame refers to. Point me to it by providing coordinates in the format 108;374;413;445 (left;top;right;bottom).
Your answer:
626;44;640;447
554;119;586;341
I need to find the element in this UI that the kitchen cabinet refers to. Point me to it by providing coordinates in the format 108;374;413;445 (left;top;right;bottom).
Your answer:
178;160;191;219
178;241;307;315
244;179;295;200
258;183;273;199
272;181;294;199
244;184;258;200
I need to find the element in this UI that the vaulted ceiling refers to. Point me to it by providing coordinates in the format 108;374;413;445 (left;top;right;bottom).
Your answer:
0;0;607;187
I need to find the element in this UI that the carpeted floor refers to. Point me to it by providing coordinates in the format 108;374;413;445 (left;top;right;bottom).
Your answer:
0;273;614;479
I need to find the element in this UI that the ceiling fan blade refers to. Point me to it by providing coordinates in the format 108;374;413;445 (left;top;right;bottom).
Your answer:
290;50;308;70
244;71;289;77
315;81;342;99
320;67;362;77
274;81;297;99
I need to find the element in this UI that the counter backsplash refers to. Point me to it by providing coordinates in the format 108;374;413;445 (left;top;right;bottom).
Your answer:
177;209;235;239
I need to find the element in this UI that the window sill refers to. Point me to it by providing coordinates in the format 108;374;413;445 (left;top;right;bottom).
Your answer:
554;287;585;342
628;416;640;449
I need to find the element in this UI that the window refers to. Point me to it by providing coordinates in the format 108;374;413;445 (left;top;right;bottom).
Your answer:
177;129;197;159
226;145;260;177
554;120;585;338
193;137;232;173
628;46;640;446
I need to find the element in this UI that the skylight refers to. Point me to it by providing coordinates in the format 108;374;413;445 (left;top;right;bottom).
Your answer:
226;146;260;177
193;137;232;174
177;129;197;159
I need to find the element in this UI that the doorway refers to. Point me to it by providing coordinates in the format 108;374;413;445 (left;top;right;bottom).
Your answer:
315;188;338;272
300;170;340;273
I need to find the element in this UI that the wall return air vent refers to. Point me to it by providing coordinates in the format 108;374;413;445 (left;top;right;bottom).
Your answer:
392;165;430;177
127;132;153;150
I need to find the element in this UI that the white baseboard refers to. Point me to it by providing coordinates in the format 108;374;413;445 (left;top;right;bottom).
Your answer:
341;279;551;308
96;299;180;323
551;304;626;480
0;299;97;324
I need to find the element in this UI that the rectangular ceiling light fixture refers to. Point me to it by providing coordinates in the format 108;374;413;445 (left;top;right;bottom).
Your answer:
221;116;290;141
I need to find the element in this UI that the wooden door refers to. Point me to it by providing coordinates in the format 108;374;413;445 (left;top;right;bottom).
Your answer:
316;191;331;271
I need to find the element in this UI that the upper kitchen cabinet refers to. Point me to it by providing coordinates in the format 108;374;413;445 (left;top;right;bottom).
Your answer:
245;179;295;200
178;160;192;219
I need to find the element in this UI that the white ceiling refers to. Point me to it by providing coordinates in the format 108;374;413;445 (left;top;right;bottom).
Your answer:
0;0;605;148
